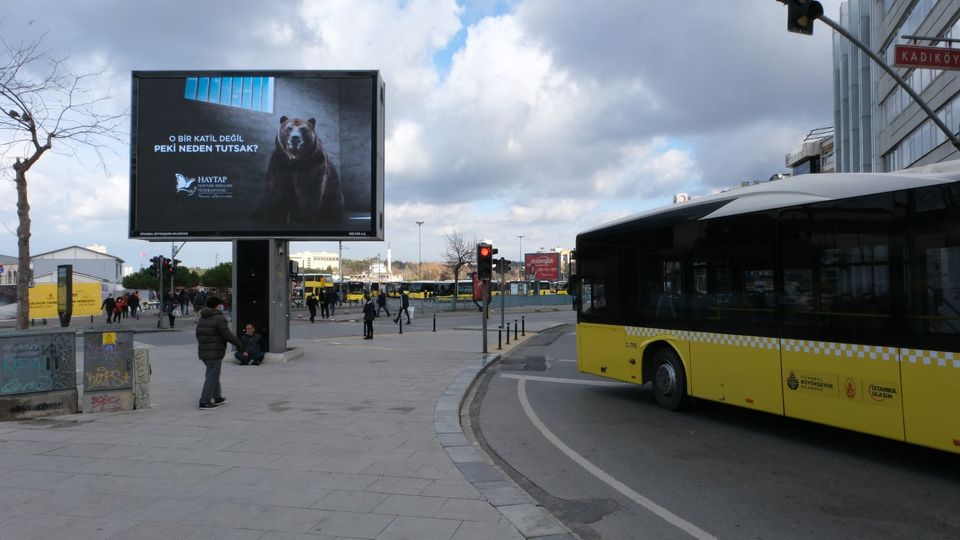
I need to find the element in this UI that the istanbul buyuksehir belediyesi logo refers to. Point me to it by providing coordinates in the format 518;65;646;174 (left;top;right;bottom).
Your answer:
175;173;197;196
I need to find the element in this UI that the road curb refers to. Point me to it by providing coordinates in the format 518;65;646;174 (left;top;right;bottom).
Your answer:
435;325;577;540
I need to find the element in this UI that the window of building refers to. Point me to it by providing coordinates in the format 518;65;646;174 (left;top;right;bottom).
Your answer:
184;76;275;113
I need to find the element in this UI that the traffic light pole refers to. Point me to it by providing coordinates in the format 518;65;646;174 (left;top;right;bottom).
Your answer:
156;255;164;329
481;279;489;354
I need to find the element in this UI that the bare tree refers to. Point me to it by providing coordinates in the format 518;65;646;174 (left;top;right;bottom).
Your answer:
443;229;475;310
1;35;124;329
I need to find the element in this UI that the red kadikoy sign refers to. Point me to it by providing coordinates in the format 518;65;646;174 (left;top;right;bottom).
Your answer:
524;252;561;281
893;44;960;70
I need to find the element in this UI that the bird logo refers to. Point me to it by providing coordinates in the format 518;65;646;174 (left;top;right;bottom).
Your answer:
175;173;197;196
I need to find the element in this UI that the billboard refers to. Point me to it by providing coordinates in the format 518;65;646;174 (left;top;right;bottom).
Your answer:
29;283;102;319
130;71;385;240
525;252;561;281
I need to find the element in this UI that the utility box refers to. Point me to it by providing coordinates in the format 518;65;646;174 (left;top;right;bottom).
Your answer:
82;330;135;413
0;329;78;420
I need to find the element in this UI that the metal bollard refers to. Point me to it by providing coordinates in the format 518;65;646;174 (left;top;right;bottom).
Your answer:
433;314;436;332
498;329;502;350
514;320;518;340
521;315;525;336
505;324;510;345
399;317;403;335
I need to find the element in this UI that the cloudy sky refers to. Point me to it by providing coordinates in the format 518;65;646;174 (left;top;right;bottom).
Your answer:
0;0;843;272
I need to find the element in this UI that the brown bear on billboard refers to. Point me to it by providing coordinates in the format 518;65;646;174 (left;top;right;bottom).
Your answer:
262;116;344;226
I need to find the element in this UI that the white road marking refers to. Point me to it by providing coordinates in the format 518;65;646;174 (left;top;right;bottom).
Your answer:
552;357;578;363
516;378;716;540
500;374;630;387
568;332;576;336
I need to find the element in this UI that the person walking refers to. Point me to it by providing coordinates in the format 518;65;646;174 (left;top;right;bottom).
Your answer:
319;289;330;320
362;293;376;339
195;297;243;409
376;290;390;318
394;290;412;324
128;291;141;320
326;287;337;318
306;293;318;323
166;292;177;328
234;322;265;365
100;294;116;324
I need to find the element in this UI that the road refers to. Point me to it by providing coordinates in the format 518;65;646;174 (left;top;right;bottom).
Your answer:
472;323;960;540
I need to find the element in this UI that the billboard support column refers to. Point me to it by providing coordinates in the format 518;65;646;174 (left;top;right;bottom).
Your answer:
233;239;289;354
268;240;289;354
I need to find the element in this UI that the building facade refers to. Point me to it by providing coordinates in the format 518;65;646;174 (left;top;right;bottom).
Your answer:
835;0;960;171
289;251;340;272
31;246;124;284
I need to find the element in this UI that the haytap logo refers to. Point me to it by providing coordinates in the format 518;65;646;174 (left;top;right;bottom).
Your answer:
175;173;197;196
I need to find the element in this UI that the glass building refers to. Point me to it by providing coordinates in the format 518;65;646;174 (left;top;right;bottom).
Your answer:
834;0;960;171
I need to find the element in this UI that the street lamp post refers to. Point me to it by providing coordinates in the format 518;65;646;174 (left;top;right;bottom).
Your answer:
416;221;424;280
517;235;524;280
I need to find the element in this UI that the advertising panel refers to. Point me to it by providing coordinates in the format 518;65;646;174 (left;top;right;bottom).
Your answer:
29;283;102;319
524;252;561;281
130;71;385;240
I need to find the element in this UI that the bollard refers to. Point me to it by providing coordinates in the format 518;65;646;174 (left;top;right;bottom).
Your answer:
399;317;403;335
514;320;518;341
90;315;94;323
433;314;436;332
521;315;525;336
498;329;502;350
506;324;510;345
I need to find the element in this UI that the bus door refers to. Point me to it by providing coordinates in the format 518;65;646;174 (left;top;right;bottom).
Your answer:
688;218;784;415
778;203;904;441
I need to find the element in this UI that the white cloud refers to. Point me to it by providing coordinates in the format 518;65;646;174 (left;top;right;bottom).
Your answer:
592;139;701;198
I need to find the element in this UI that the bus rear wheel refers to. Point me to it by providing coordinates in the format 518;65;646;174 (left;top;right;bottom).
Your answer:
651;347;689;411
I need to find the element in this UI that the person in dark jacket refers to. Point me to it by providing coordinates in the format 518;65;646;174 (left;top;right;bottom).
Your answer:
376;291;390;317
195;296;243;409
100;294;116;323
235;323;265;365
306;293;318;323
326;287;337;318
362;294;376;339
394;291;411;324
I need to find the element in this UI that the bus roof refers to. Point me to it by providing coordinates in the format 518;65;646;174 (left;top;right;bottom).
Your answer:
578;161;960;237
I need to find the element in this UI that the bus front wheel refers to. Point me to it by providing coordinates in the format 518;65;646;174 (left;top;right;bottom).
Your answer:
651;347;689;411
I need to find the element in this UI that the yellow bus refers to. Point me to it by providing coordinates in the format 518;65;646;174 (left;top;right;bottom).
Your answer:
344;280;367;303
301;273;333;297
574;164;960;454
407;280;438;299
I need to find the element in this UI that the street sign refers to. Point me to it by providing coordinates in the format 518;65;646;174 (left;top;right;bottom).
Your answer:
893;44;960;70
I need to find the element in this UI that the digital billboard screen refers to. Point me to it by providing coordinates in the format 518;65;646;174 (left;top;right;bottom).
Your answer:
130;71;384;240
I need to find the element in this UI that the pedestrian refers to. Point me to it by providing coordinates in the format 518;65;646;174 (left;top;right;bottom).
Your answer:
319;289;329;320
306;293;318;323
327;287;337;318
195;296;243;409
394;290;412;324
128;291;141;319
362;293;376;339
376;290;390;317
114;295;126;321
234;322;265;365
179;289;189;316
100;294;116;324
166;292;177;328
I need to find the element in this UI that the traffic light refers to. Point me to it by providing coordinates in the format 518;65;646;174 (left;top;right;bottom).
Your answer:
787;0;823;35
501;259;512;275
149;256;160;278
162;257;172;274
171;259;182;273
477;243;495;280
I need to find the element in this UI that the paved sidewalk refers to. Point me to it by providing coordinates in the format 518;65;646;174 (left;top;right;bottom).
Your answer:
0;318;575;539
